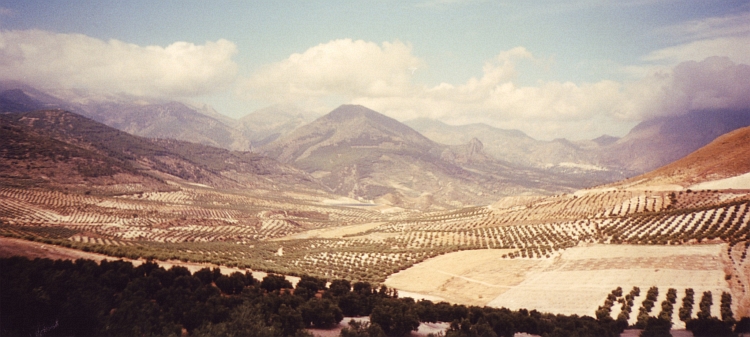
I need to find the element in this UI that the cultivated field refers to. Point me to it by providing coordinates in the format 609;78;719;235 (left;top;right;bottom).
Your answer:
384;244;739;329
1;175;749;324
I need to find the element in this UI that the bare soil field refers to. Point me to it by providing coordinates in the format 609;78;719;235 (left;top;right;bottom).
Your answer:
386;244;740;329
385;248;527;306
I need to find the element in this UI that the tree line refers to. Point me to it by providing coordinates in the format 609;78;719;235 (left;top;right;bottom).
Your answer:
2;256;748;337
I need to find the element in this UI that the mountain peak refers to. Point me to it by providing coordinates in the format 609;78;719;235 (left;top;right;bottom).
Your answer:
325;104;385;121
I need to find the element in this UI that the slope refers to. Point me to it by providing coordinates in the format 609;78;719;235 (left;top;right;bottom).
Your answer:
0;110;324;194
0;83;253;152
599;109;750;173
261;105;598;208
609;125;750;189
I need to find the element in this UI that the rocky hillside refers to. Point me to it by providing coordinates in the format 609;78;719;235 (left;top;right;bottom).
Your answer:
260;105;599;208
0;110;324;194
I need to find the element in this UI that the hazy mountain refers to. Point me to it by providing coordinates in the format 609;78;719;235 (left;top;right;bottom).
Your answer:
0;83;257;151
260;105;601;208
0;82;74;112
81;100;252;151
0;110;323;193
404;118;602;170
408;110;750;179
240;105;318;147
0;89;48;113
599;109;750;173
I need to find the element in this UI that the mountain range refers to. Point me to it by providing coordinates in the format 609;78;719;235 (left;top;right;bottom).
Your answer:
0;109;324;196
3;82;750;209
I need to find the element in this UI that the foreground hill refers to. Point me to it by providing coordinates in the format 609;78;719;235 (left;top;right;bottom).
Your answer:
607;125;750;190
2;108;750;326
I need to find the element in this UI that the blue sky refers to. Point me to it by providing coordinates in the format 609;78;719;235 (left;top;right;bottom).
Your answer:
1;0;749;140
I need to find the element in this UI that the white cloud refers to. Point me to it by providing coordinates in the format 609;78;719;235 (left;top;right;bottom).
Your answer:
644;11;750;65
643;36;750;65
240;38;750;140
238;39;422;109
0;29;238;97
621;56;750;120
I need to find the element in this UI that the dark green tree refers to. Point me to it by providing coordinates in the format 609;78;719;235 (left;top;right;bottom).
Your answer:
370;299;420;337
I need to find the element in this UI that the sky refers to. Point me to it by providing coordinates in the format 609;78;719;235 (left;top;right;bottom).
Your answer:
1;0;749;140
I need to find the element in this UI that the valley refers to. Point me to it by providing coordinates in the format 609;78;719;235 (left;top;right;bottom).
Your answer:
2;95;750;336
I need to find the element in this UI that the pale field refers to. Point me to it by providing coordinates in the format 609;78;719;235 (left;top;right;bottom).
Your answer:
386;244;738;329
385;248;531;306
690;172;750;190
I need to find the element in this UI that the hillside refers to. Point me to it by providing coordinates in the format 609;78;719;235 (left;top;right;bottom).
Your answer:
404;118;604;170
80;100;253;151
2;110;750;326
260;105;592;208
408;110;750;179
599;109;750;173
0;83;255;151
608;125;750;190
240;105;318;147
0;110;324;193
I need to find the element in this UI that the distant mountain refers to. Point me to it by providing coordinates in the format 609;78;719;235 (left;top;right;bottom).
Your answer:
404;118;602;170
240;105;317;147
0;110;323;193
0;82;74;113
599;109;750;173
260;105;599;208
80;100;252;151
0;89;47;113
608;125;750;189
408;110;750;178
0;83;252;150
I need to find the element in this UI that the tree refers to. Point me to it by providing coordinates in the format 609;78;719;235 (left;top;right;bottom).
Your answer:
299;298;343;328
370;299;420;337
735;317;750;334
295;275;327;300
329;279;352;297
261;274;293;292
340;319;387;337
640;317;671;337
686;317;735;337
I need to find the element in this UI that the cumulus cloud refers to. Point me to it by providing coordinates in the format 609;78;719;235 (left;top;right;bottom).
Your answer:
0;29;238;97
238;39;422;107
240;37;750;140
621;56;750;120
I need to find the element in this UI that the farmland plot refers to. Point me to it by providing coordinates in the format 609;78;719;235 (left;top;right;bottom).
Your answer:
485;245;729;326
